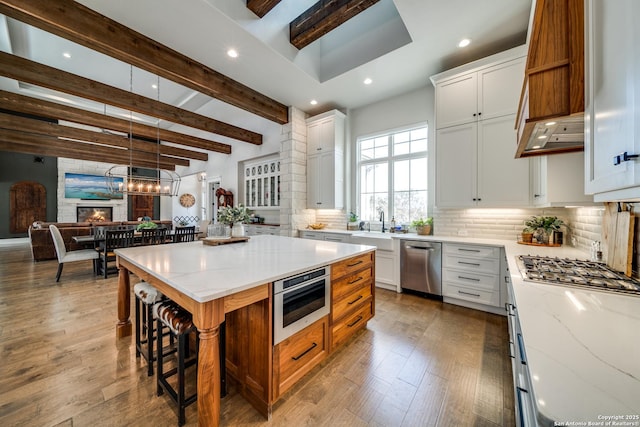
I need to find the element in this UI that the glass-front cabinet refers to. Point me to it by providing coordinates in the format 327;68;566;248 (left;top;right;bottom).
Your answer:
244;155;280;208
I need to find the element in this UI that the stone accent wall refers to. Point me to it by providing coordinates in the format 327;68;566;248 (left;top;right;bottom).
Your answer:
279;107;316;236
57;157;127;222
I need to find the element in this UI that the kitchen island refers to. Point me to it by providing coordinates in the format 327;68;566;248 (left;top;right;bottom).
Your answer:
114;235;376;427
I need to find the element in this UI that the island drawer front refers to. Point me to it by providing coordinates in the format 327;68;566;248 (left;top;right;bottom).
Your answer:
332;285;372;322
331;252;374;280
443;254;499;275
273;315;329;399
443;243;500;259
332;267;373;302
443;283;500;307
331;300;373;351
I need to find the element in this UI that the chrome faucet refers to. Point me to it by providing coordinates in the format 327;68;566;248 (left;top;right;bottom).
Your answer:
379;211;386;233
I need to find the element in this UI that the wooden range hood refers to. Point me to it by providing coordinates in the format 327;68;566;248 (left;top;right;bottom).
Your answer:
514;0;584;158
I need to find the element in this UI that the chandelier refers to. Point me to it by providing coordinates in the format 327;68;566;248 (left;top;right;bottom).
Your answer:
105;67;180;197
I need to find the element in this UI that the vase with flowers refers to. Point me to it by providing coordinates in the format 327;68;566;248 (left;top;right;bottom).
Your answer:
218;205;251;237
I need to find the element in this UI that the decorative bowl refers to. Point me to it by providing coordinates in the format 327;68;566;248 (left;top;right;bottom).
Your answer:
307;223;326;230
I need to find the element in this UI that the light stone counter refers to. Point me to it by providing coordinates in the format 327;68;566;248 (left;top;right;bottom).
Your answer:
115;234;375;303
299;229;640;423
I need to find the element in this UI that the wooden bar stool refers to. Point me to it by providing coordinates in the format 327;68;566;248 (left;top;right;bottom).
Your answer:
134;281;169;376
154;300;198;426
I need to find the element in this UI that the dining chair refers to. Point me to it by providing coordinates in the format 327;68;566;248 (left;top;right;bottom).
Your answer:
98;229;134;278
141;228;169;245
173;226;196;243
49;224;99;282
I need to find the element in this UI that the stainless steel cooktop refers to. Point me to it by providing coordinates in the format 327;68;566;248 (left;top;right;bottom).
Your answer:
516;255;640;296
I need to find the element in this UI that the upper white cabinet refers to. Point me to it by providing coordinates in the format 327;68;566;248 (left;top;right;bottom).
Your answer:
435;57;525;129
306;110;345;209
584;0;640;200
431;47;530;208
436;115;530;207
532;152;594;207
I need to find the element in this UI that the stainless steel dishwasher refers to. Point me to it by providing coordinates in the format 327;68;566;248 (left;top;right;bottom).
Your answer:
400;240;442;298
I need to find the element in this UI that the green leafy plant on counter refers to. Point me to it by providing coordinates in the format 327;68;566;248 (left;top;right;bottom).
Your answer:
411;217;433;227
217;204;251;225
349;212;358;222
523;216;565;233
136;219;158;231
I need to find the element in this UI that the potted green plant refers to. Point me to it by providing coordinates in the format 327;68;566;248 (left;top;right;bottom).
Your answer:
411;217;433;235
218;205;251;237
136;218;158;232
523;216;565;244
347;212;359;230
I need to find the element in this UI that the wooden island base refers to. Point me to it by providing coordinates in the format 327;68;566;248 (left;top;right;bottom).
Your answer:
116;248;375;426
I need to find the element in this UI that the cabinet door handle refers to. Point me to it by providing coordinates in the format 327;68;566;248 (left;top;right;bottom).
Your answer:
458;275;480;282
326;238;342;242
458;290;481;297
458;248;481;252
517;333;527;365
458;261;480;266
348;276;364;285
291;342;318;361
347;315;363;327
348;295;363;305
347;260;364;267
509;340;515;359
613;151;639;165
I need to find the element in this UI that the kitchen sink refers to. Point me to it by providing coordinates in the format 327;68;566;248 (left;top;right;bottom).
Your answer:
350;232;394;251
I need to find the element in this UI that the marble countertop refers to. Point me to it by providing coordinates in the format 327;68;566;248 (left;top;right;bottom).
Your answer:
302;228;640;421
115;235;375;303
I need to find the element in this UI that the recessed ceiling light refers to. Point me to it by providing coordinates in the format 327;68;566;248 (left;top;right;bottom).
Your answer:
458;38;471;48
310;99;318;105
151;84;158;89
545;121;557;126
62;52;71;59
537;135;547;140
363;78;373;85
532;145;542;149
227;49;238;58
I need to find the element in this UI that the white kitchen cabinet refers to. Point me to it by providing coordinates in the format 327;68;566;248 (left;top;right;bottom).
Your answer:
532;152;594;207
298;230;349;242
245;225;280;236
436;115;530;207
442;243;503;314
306;110;345;209
584;0;640;200
434;55;525;129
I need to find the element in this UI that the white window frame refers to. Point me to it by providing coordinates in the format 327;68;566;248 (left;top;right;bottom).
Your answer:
356;124;429;225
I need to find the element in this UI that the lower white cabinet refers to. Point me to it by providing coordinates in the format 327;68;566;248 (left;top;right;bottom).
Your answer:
442;243;503;314
245;225;280;236
298;230;349;242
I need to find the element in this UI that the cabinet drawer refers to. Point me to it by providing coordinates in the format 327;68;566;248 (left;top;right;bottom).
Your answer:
273;315;328;398
443;283;500;307
444;243;499;259
442;268;499;292
332;285;372;322
443;254;499;275
332;267;372;301
331;252;374;279
299;231;324;240
331;300;372;351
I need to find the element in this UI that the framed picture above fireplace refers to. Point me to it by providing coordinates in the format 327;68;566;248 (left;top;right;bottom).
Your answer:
65;173;123;200
77;206;113;223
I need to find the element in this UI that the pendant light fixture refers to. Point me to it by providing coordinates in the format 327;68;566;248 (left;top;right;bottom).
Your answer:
106;66;180;197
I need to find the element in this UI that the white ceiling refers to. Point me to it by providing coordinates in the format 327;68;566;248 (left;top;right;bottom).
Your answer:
0;0;531;144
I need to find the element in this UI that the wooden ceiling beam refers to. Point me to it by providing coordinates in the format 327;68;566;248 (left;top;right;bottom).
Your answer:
0;89;230;156
290;0;381;49
0;0;289;124
0;112;190;167
0;129;177;170
247;0;282;18
0;51;262;145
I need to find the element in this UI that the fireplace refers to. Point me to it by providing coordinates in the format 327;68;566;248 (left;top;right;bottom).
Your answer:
77;206;113;223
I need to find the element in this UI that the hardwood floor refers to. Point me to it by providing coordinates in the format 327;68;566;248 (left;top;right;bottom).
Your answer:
0;241;514;426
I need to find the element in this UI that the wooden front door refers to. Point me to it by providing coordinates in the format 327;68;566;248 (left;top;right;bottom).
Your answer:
10;181;46;233
131;195;155;219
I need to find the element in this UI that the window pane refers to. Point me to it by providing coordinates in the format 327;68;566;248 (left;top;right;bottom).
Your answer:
361;138;374;150
393;191;411;223
394;160;410;191
360;164;375;193
394;131;410;144
411;128;427;140
374;163;388;192
410;158;427;190
394;142;409;156
411;137;428;153
361;148;375;161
